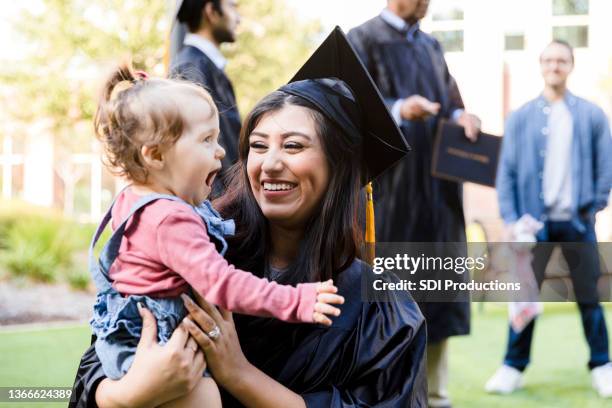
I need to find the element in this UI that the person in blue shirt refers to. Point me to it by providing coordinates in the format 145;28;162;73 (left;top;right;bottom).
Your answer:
489;39;612;398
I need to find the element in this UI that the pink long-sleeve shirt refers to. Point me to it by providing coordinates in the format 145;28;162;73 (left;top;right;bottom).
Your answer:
108;188;317;323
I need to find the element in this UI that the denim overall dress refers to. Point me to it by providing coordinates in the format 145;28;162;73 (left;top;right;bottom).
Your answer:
89;193;235;380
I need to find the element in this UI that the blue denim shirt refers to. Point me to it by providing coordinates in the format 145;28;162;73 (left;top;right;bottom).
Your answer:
496;91;612;237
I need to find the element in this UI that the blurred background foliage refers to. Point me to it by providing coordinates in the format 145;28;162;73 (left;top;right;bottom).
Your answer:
223;0;322;114
0;0;321;289
0;0;169;154
0;0;321;154
0;200;104;290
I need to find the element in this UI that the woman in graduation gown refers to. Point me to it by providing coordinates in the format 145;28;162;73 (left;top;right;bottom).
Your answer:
69;28;427;408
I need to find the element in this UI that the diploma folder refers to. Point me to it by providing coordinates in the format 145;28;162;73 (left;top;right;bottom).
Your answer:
431;120;501;187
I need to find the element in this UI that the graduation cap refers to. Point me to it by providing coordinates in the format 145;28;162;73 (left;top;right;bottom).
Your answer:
279;27;410;251
279;26;410;185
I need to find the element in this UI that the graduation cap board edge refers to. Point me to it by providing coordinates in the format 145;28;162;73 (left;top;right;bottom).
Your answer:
285;26;411;185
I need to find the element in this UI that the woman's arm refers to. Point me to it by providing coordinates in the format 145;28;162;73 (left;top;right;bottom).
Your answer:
182;294;306;408
215;359;306;408
297;297;428;408
70;305;206;408
95;377;144;408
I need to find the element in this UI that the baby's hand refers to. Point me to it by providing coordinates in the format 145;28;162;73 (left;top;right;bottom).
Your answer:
312;279;344;326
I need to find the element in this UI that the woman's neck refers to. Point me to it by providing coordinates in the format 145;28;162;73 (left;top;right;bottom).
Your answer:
268;224;304;269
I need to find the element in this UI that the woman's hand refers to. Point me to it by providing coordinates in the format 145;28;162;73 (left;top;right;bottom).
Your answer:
95;303;206;408
180;293;250;386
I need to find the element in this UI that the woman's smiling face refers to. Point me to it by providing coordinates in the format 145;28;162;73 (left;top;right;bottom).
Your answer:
247;104;330;229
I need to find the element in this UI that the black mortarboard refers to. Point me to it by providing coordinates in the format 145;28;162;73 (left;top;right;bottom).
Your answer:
279;26;410;185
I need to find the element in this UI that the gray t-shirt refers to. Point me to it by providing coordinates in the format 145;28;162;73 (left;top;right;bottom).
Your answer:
543;100;573;221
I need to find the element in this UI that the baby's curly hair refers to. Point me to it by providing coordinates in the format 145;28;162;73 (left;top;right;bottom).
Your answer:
94;63;217;183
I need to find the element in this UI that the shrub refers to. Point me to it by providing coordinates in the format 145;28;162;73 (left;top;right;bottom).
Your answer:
0;200;104;289
3;241;58;282
64;267;91;291
0;201;58;250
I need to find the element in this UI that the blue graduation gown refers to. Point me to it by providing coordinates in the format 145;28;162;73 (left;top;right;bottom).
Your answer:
68;260;427;407
348;16;470;342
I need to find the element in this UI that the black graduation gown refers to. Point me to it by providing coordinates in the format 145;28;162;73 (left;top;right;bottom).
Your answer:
348;16;470;342
170;45;241;194
68;260;428;407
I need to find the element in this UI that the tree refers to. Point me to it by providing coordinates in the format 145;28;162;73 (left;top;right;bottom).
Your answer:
2;0;169;140
0;0;169;214
0;0;322;214
224;0;322;115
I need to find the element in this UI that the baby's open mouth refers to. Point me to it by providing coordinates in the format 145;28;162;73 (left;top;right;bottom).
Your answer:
206;169;220;187
262;182;297;191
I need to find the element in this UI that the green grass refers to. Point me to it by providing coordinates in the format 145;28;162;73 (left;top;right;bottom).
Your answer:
0;325;91;408
0;305;611;407
450;303;612;407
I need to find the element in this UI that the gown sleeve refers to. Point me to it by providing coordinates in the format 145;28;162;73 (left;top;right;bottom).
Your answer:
267;262;427;408
68;336;105;408
301;298;428;407
430;38;465;115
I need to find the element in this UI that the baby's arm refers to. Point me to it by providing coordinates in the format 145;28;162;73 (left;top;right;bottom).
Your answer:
157;210;343;324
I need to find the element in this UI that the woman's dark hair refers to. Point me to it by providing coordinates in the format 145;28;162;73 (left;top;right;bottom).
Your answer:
215;91;363;285
177;0;223;33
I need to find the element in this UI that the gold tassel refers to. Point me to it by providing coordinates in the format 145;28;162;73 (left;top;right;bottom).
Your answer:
365;182;375;264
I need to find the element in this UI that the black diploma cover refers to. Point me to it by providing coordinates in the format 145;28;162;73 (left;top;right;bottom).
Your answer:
431;120;501;187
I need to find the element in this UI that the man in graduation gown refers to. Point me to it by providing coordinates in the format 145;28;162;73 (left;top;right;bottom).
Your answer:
348;1;481;407
170;0;241;194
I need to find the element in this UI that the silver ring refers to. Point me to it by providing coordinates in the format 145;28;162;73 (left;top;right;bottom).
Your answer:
207;325;221;340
